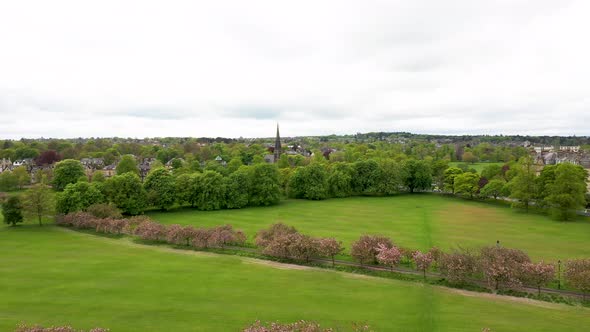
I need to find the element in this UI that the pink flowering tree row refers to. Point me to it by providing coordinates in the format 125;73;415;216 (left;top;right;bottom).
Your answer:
255;223;343;264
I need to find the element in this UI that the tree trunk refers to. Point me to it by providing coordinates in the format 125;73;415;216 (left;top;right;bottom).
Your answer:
38;214;42;226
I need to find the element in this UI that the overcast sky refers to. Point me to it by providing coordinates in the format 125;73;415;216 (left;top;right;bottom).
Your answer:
1;0;589;139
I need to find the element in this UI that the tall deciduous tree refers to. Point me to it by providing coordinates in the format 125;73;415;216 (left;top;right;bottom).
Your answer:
22;183;55;226
2;195;23;226
53;159;85;191
249;164;281;206
56;181;105;214
104;173;147;215
225;167;251;209
454;172;480;199
443;167;463;194
196;170;225;211
144;167;176;210
116;154;139;175
480;179;506;200
12;166;31;189
401;159;432;193
508;156;537;212
289;163;329;200
544;163;587;221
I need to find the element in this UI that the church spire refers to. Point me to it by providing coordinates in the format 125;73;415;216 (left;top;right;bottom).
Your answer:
274;123;281;162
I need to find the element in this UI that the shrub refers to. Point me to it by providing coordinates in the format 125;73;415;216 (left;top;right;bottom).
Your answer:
412;250;434;279
192;228;214;248
166;224;198;246
208;225;247;248
243;320;371;332
564;259;590;299
479;246;530;292
521;261;555;295
87;203;123;219
351;235;393;265
255;223;298;248
134;220;167;241
375;244;402;271
262;233;320;262
439;248;478;285
317;238;344;266
14;323;108;332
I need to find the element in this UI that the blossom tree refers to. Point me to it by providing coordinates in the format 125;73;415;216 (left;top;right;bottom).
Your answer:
479;246;530;292
375;243;402;272
521;261;555;295
412;250;434;279
564;259;590;300
318;238;344;266
351;235;393;266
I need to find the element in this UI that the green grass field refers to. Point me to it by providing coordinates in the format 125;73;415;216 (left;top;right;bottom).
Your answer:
448;162;505;173
1;225;590;332
149;195;590;261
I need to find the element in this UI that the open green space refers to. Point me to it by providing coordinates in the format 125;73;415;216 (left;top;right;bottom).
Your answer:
149;194;590;261
448;162;505;173
1;225;590;332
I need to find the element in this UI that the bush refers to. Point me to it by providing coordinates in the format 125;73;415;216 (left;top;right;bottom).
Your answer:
351;235;393;265
166;224;198;246
255;223;298;248
439;248;478;285
479;246;531;292
564;259;590;297
14;323;108;332
134;220;167;241
87;203;123;219
243;320;371;332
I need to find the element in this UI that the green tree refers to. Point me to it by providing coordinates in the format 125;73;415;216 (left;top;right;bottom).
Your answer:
2;196;23;226
508;156;537;212
352;159;380;194
377;159;402;195
197;170;225;210
175;173;201;207
462;151;478;163
443;167;463;194
327;170;352;198
116;154;139;175
481;164;503;180
0;172;18;191
52;159;85;191
104;173;147;215
22;183;55;226
545;163;587;221
144;167;176;210
56;181;105;214
454;172;481;199
92;171;106;183
289;163;329;200
225;167;251;208
12;166;31;189
249;163;281;206
402;159;432;193
480;179;506;200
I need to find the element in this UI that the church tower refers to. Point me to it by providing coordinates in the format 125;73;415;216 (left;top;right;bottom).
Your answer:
274;123;281;162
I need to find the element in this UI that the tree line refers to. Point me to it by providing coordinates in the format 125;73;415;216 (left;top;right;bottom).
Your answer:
53;209;590;298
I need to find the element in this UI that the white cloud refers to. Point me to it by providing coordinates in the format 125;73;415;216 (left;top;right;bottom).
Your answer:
0;0;588;138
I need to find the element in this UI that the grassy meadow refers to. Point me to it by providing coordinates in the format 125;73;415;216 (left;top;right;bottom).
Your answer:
2;224;590;332
149;194;590;261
